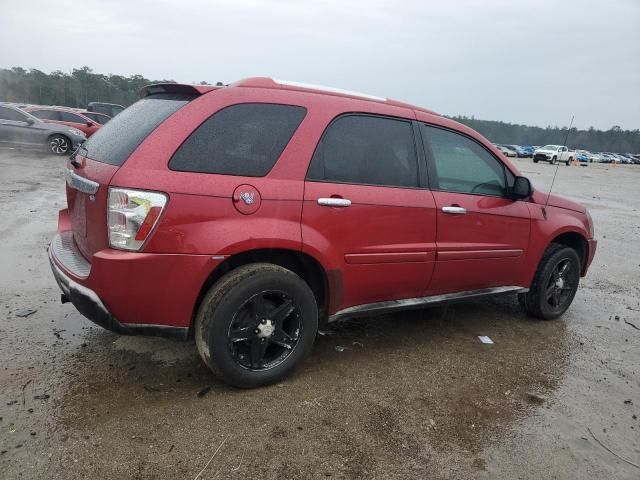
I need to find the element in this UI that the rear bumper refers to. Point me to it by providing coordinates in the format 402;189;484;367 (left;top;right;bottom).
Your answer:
49;245;189;339
49;230;222;339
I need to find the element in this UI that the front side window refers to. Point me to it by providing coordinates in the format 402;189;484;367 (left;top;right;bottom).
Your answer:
307;115;418;188
170;103;306;177
0;106;29;122
421;124;508;196
30;109;60;121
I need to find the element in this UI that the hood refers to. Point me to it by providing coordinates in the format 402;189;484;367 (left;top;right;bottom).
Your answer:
531;190;586;213
534;148;556;154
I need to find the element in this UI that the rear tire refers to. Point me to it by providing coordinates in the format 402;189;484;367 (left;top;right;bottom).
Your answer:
48;134;71;156
521;244;581;320
194;263;318;388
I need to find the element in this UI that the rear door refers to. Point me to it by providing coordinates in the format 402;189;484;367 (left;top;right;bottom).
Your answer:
419;123;530;294
302;114;437;312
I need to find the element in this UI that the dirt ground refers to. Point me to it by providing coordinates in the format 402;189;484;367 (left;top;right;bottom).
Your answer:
0;150;638;479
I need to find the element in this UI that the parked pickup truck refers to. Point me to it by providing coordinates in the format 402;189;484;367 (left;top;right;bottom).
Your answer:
533;145;575;165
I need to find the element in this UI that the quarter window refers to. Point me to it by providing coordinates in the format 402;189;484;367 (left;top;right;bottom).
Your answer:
170;103;306;177
307;115;418;188
421;125;508;196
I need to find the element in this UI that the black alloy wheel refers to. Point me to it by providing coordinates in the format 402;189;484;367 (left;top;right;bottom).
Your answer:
520;244;581;320
228;291;301;371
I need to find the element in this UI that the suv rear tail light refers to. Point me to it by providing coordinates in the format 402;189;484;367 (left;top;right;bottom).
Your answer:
108;188;168;251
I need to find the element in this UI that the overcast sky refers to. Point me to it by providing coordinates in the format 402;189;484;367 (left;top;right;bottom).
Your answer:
1;0;638;130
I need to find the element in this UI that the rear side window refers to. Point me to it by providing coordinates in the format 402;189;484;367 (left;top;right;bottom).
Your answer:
30;110;60;121
169;104;306;177
58;111;86;123
0;106;29;122
82;93;195;166
84;112;109;125
307;115;418;188
421;124;508;196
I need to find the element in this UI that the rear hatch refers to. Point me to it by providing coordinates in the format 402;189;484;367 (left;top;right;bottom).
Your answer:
66;91;197;259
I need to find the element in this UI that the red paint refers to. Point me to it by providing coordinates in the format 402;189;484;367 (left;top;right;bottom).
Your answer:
51;78;597;330
25;107;101;137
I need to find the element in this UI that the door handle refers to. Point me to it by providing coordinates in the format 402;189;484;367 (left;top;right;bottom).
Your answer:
442;206;467;215
318;197;352;207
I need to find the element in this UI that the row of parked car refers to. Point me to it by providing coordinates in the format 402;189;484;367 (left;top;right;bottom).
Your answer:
494;143;640;165
0;101;123;155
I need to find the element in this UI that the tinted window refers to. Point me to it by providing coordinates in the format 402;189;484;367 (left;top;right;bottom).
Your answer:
421;124;507;196
82;93;195;166
30;109;60;121
58;111;86;123
307;115;418;188
170;103;306;177
0;106;29;122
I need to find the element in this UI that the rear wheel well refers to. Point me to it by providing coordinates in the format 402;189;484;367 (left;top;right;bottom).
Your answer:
191;249;328;334
550;232;587;272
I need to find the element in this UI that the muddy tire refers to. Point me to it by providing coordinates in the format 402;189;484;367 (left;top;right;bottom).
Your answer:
194;263;318;388
550;156;557;165
521;244;581;320
48;134;71;155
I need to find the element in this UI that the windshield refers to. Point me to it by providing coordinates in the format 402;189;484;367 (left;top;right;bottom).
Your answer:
81;93;196;166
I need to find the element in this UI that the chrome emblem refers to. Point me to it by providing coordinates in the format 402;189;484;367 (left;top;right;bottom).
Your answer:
240;192;255;205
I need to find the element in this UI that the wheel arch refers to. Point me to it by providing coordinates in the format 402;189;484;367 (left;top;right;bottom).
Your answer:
191;248;330;334
549;231;588;275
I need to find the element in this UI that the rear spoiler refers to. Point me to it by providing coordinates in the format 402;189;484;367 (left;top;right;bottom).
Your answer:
139;83;223;98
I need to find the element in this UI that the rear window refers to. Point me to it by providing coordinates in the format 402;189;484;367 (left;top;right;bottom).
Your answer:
82;93;195;166
169;103;306;177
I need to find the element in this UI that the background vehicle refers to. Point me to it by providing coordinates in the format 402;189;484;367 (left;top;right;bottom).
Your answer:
509;145;530;158
49;78;597;388
87;102;124;118
533;145;574;165
496;144;517;157
519;145;535;157
25;106;101;137
575;150;590;162
80;111;111;125
588;152;602;163
0;104;86;155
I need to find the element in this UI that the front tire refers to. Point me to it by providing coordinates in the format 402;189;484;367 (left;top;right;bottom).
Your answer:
520;244;581;320
48;134;71;155
551;156;557;165
195;263;318;388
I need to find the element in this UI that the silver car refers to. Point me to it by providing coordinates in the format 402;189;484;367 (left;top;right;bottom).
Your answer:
0;103;86;155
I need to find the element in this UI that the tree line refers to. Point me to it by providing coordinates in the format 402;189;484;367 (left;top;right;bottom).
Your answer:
1;66;638;153
451;116;640;154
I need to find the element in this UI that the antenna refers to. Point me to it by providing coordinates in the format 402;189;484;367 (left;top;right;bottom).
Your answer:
544;115;574;210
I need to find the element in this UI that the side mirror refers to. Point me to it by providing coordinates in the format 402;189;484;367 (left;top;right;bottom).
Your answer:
510;176;532;199
25;118;35;125
86;121;94;127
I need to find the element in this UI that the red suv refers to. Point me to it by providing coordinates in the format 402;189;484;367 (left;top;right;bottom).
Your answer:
49;78;597;387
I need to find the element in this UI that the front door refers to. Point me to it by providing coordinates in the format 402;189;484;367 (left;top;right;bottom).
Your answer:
419;123;531;294
302;114;437;313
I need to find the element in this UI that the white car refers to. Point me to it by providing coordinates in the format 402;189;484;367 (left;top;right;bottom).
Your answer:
533;145;575;165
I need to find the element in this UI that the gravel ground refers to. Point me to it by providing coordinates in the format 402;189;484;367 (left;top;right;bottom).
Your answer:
0;150;638;479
